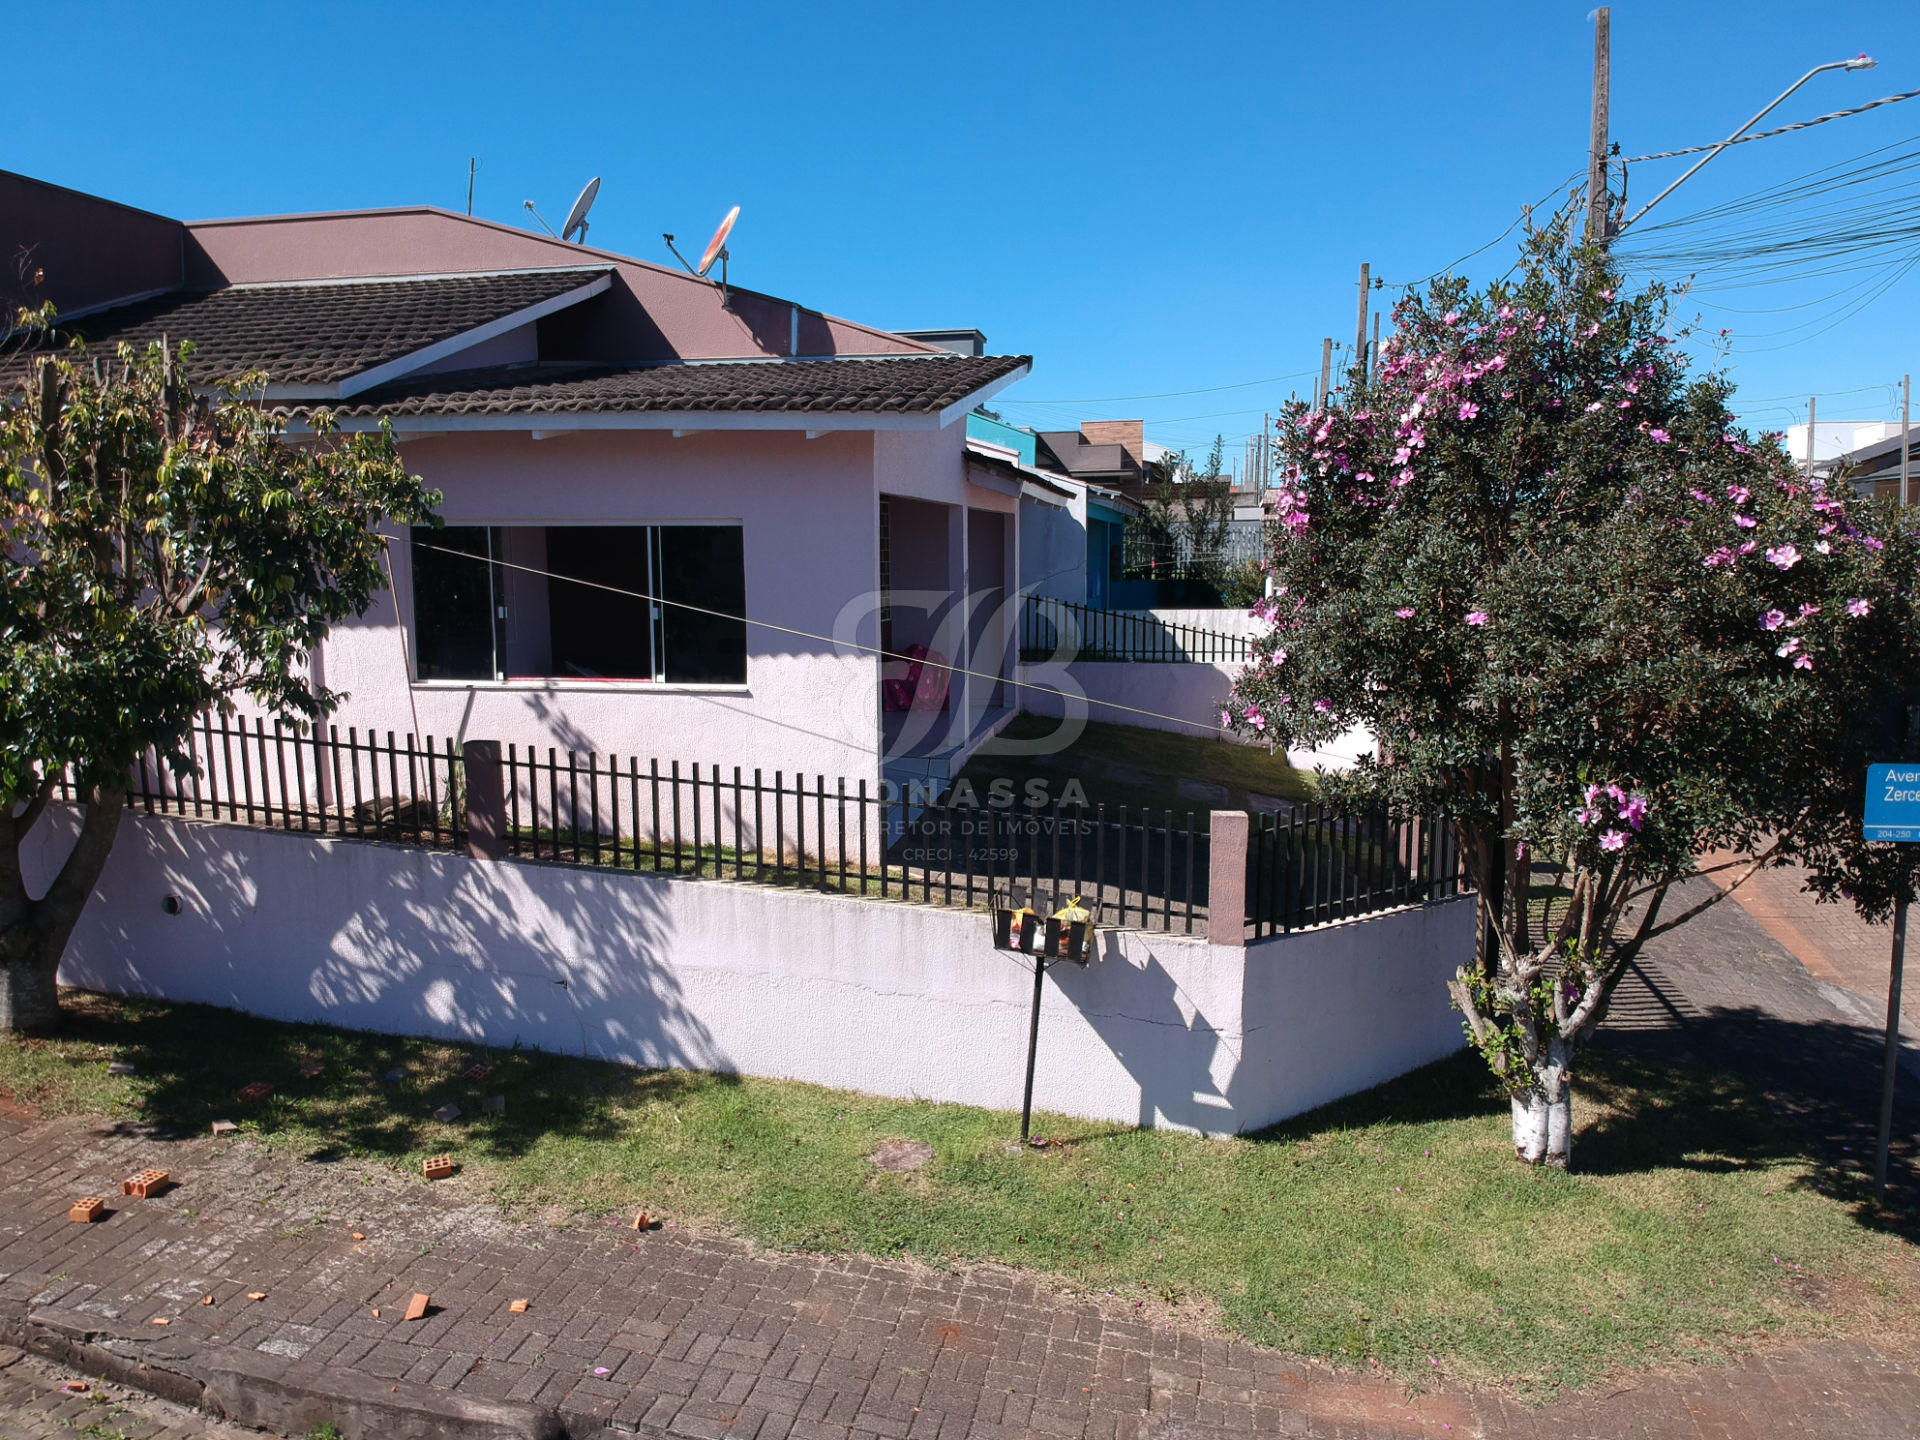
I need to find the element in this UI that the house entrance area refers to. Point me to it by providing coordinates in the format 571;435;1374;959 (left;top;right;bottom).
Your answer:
879;495;1013;791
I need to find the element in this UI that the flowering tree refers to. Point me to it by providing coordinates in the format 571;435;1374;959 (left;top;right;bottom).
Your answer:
1226;225;1920;1167
0;336;436;1033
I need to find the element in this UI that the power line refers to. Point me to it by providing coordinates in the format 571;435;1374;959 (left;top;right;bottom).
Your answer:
1622;87;1920;163
412;541;1236;737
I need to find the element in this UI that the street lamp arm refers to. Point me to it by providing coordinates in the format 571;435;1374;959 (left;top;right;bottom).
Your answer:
1615;56;1876;236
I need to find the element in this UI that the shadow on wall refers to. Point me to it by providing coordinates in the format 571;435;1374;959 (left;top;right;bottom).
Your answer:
53;812;725;1076
1047;900;1473;1136
1047;929;1238;1133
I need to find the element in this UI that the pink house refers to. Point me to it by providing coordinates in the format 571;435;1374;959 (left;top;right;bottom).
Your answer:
4;170;1067;790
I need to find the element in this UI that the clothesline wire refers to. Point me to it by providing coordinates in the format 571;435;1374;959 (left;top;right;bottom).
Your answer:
411;540;1234;736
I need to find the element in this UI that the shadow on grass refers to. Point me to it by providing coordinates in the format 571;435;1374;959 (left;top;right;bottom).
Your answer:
29;988;738;1166
1233;1008;1920;1238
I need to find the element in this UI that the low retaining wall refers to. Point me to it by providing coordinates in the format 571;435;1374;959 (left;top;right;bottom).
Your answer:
31;811;1472;1136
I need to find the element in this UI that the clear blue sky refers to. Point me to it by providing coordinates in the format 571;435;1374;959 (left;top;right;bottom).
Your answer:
8;1;1916;461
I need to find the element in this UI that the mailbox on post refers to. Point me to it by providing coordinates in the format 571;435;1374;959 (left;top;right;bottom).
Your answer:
994;896;1095;1143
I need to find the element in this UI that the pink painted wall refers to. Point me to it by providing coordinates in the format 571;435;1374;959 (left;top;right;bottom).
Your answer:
184;209;931;362
258;427;889;786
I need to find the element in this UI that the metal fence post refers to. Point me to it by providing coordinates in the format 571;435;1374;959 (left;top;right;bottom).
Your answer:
1207;810;1248;947
462;739;507;861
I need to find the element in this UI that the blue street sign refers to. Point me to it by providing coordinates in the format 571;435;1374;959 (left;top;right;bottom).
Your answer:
1865;763;1920;842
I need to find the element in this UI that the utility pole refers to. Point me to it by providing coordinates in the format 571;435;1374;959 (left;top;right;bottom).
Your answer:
1317;337;1333;411
1586;8;1611;243
1805;396;1817;483
1902;374;1911;505
1354;263;1371;389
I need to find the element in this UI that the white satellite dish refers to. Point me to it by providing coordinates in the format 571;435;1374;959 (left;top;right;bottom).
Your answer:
697;205;740;277
561;176;601;245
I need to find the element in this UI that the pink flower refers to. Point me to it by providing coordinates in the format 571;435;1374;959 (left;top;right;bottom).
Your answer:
1703;547;1735;568
1356;471;1375;484
1599;288;1614;301
1459;402;1481;421
1313;699;1332;714
1776;637;1801;658
1221;710;1233;727
1796;603;1819;622
1734;514;1758;529
1765;543;1801;570
1464;610;1488;626
1585;401;1603;415
1847;597;1871;617
1726;484;1750;504
1514;840;1528;860
1394;606;1416;619
1648;428;1670;443
1599;830;1627;853
1760;609;1786;631
1442;309;1461;325
1394;468;1415;487
1794;652;1814;670
1576;806;1600;826
1620;796;1648;831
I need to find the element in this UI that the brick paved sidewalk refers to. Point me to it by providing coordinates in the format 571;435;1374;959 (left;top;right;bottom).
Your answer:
3;884;1919;1439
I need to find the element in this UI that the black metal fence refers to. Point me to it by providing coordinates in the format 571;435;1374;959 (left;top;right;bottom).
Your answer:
498;745;1209;934
113;714;1466;940
128;714;465;849
1121;518;1272;581
1247;804;1465;937
1019;595;1251;664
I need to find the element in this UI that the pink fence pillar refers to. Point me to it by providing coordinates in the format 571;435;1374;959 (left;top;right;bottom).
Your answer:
462;740;506;861
1208;809;1248;947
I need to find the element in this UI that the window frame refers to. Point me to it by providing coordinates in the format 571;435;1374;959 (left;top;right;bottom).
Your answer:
406;519;749;692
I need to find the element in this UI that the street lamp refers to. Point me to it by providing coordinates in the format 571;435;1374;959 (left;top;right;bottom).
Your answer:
1614;55;1877;237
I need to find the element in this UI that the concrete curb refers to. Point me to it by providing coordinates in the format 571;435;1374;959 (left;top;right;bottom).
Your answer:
1;1301;564;1440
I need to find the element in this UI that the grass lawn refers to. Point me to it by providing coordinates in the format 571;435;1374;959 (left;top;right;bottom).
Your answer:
3;988;1911;1395
959;714;1316;818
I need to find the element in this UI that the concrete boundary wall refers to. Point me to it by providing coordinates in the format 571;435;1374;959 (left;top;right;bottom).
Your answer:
30;812;1473;1136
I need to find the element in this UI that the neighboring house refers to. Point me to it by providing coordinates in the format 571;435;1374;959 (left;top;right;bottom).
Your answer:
1818;423;1918;503
2;170;1034;793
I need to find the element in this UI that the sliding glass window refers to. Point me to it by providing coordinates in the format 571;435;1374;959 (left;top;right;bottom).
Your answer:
409;523;746;685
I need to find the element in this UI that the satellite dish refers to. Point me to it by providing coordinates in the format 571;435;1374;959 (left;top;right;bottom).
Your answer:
697;205;740;277
561;176;601;244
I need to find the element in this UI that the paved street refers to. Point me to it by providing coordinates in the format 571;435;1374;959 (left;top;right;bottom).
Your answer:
1;880;1917;1440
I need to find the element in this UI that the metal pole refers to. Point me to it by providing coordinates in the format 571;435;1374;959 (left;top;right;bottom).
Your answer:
1805;396;1817;483
1618;56;1875;236
1019;954;1046;1142
1317;338;1333;411
1586;8;1611;242
1901;373;1911;505
1370;312;1381;387
1876;887;1908;1199
1354;263;1371;388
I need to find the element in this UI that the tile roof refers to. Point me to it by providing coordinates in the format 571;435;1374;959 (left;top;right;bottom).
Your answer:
31;268;610;386
322;354;1031;418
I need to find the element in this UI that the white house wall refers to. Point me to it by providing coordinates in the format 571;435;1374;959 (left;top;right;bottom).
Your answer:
34;812;1473;1137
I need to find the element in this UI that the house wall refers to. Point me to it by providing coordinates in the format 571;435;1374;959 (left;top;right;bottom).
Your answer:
279;427;886;786
32;811;1473;1136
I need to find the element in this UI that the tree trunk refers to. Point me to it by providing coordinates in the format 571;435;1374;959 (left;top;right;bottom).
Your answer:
1511;1037;1573;1167
0;952;60;1034
0;787;127;1035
